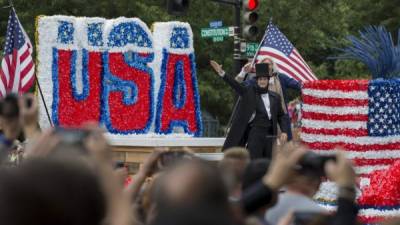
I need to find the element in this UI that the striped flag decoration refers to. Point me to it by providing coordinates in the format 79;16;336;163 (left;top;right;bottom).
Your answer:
0;8;35;98
301;79;400;177
255;22;318;82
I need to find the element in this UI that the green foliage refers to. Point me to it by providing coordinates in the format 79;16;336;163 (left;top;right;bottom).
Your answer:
0;0;398;126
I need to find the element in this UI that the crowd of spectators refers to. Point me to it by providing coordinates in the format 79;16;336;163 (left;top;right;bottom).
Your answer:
0;93;381;225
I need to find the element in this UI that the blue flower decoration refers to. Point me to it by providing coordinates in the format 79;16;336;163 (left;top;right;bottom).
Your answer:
57;21;74;44
87;23;104;47
170;27;190;49
108;22;152;48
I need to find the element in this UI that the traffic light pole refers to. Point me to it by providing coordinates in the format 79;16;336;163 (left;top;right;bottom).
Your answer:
211;0;243;75
233;0;243;75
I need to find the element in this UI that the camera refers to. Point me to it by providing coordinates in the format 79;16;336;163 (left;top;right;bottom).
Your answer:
51;127;91;155
54;127;90;145
297;151;336;177
114;161;126;169
158;150;193;168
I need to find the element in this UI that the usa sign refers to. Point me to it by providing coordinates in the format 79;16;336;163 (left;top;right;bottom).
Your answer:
37;16;202;136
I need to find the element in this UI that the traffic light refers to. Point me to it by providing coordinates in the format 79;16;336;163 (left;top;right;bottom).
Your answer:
167;0;189;15
242;0;259;39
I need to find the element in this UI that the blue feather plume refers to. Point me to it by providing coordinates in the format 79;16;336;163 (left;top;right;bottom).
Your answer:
336;26;400;79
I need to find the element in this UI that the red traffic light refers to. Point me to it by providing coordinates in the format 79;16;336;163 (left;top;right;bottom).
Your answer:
244;0;259;11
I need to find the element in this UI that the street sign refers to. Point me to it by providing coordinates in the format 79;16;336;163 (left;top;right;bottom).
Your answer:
209;20;223;28
246;42;258;57
212;36;224;42
201;27;230;38
228;27;235;37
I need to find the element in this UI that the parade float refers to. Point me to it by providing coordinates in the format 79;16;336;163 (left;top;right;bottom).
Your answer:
36;15;400;222
36;16;225;168
303;26;400;223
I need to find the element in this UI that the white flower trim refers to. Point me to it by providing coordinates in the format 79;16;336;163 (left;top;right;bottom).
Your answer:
312;150;400;159
355;165;389;174
302;119;366;129
302;89;368;100
301;133;400;145
359;208;400;217
302;104;368;115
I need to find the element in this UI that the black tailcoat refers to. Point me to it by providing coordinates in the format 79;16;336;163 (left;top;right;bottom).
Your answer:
222;74;289;150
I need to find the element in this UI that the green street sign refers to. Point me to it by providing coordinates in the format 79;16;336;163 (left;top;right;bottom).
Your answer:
246;42;259;57
212;36;224;42
201;27;230;38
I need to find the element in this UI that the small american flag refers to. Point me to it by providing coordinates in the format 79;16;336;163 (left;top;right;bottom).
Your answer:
255;22;317;82
302;80;400;176
0;8;35;98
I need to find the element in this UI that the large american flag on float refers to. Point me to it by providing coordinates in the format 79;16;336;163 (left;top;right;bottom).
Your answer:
0;8;35;98
255;22;318;82
302;80;400;176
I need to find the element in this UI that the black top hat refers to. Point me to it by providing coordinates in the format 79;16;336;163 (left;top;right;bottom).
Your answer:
255;63;272;78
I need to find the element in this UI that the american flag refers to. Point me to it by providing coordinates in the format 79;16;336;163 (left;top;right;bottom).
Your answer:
302;80;400;177
0;8;35;98
255;22;317;82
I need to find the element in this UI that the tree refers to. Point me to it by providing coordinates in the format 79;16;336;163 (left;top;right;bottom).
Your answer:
0;0;397;128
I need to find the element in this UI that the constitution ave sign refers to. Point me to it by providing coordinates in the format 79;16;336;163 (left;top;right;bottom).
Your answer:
200;27;234;42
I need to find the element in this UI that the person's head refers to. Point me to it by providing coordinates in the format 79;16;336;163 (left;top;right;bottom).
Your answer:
219;147;250;195
0;158;106;225
152;160;232;225
256;76;270;89
255;57;278;88
153;160;229;209
242;158;270;191
0;94;22;140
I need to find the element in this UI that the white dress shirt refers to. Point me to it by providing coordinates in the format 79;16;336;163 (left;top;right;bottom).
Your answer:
261;93;272;119
249;93;272;122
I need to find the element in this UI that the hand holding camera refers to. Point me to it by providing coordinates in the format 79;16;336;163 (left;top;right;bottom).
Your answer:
325;150;356;188
263;143;307;191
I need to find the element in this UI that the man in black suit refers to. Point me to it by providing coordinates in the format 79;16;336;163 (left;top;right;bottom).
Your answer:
210;60;289;160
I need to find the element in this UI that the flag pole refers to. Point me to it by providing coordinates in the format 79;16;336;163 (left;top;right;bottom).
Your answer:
2;0;12;8
250;18;273;67
35;76;53;126
7;3;53;126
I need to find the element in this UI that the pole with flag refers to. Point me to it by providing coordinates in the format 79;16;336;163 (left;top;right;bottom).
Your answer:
251;20;318;82
0;5;52;125
0;7;35;98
